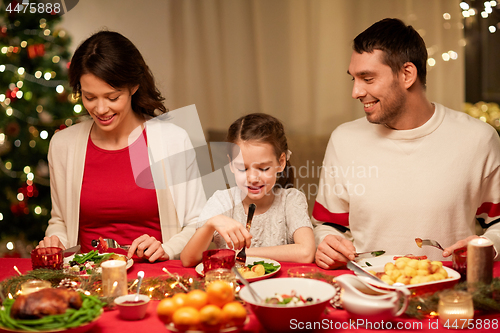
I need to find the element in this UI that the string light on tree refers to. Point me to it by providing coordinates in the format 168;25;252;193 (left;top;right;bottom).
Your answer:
0;1;79;254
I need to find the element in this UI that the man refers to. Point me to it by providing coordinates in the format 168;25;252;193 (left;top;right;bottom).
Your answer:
313;18;500;269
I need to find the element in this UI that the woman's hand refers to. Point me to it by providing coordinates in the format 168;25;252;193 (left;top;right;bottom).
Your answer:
208;215;252;250
127;234;169;262
37;236;65;250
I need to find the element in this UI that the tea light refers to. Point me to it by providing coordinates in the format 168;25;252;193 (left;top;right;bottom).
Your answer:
467;238;494;286
452;246;467;281
30;247;63;270
205;268;237;290
287;265;317;278
202;249;236;273
21;280;51;295
438;290;474;327
101;260;128;297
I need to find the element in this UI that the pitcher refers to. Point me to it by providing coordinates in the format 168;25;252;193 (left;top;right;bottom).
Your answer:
335;274;410;322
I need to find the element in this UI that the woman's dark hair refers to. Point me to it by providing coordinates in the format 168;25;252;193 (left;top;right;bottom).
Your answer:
69;30;167;116
226;113;294;189
353;18;428;88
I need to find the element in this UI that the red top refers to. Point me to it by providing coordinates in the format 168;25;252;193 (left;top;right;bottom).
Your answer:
79;130;162;253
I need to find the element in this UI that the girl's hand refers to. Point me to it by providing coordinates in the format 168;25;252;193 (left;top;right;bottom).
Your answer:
208;216;252;250
37;235;65;250
127;234;169;262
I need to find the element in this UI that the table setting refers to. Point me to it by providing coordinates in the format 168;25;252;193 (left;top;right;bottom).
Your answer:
0;238;500;333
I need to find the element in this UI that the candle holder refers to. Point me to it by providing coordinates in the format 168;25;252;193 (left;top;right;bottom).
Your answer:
287;265;318;278
30;247;63;270
101;260;128;298
452;246;467;281
202;249;235;274
438;290;474;327
204;268;237;290
21;280;51;295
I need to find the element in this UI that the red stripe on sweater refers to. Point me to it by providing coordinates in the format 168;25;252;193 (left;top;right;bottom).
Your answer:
312;202;349;227
476;202;500;217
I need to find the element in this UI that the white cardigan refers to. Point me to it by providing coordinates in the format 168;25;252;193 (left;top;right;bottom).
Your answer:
45;117;206;259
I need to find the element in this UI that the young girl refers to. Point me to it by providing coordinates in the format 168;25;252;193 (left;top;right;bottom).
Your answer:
181;113;315;267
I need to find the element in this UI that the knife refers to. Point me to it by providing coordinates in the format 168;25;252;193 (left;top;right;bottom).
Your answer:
63;245;81;258
346;260;388;285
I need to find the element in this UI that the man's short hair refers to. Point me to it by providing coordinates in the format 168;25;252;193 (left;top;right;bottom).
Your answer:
353;18;428;87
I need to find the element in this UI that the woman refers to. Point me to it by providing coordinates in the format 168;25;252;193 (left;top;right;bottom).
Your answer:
38;31;205;262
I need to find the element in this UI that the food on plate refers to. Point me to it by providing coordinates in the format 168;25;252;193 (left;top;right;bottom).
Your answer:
11;288;82;319
393;255;427;260
415;238;423;248
96;236;109;252
0;290;103;331
264;290;317;306
368;257;449;285
157;282;246;331
237;261;280;279
64;250;122;274
108;253;127;262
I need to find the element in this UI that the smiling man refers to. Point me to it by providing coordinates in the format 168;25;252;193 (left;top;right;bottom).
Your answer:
313;18;500;268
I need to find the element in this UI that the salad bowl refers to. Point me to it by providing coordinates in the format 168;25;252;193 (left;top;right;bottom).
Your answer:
239;277;337;332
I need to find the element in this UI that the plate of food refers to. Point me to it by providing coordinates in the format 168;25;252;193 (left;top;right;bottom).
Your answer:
0;289;103;333
195;257;281;282
354;254;460;294
63;250;132;275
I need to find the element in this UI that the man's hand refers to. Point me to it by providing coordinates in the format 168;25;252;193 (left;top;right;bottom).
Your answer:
37;235;65;249
442;235;480;257
315;234;356;269
127;234;169;262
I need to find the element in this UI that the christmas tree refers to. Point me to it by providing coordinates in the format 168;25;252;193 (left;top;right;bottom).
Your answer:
0;1;79;256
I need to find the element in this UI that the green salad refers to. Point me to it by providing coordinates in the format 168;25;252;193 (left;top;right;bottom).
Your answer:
247;261;280;274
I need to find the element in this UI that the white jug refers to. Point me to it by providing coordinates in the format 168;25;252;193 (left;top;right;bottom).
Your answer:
335;274;410;322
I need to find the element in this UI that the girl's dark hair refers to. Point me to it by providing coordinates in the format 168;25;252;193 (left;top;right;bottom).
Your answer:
69;30;167;116
353;18;428;88
226;113;294;189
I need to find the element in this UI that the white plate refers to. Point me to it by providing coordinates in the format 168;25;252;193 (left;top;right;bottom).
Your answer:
64;253;133;273
356;254;407;268
354;255;460;292
195;257;281;282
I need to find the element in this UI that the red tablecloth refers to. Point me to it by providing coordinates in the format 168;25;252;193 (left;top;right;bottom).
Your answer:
1;259;499;332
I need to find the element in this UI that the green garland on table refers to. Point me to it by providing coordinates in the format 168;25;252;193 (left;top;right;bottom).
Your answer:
405;278;500;319
0;269;78;297
0;269;205;302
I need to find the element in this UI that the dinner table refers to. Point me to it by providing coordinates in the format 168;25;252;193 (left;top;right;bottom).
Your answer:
0;258;499;333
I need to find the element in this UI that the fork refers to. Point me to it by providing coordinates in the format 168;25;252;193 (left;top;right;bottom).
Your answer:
415;238;444;251
235;203;256;266
91;238;131;251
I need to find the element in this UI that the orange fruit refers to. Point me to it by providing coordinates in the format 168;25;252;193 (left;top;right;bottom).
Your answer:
172;306;200;331
199;304;222;327
206;280;234;307
171;293;188;308
156;297;179;324
221;301;247;326
185;289;208;310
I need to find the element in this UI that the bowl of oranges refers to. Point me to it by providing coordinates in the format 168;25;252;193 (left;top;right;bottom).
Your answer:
157;280;247;332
